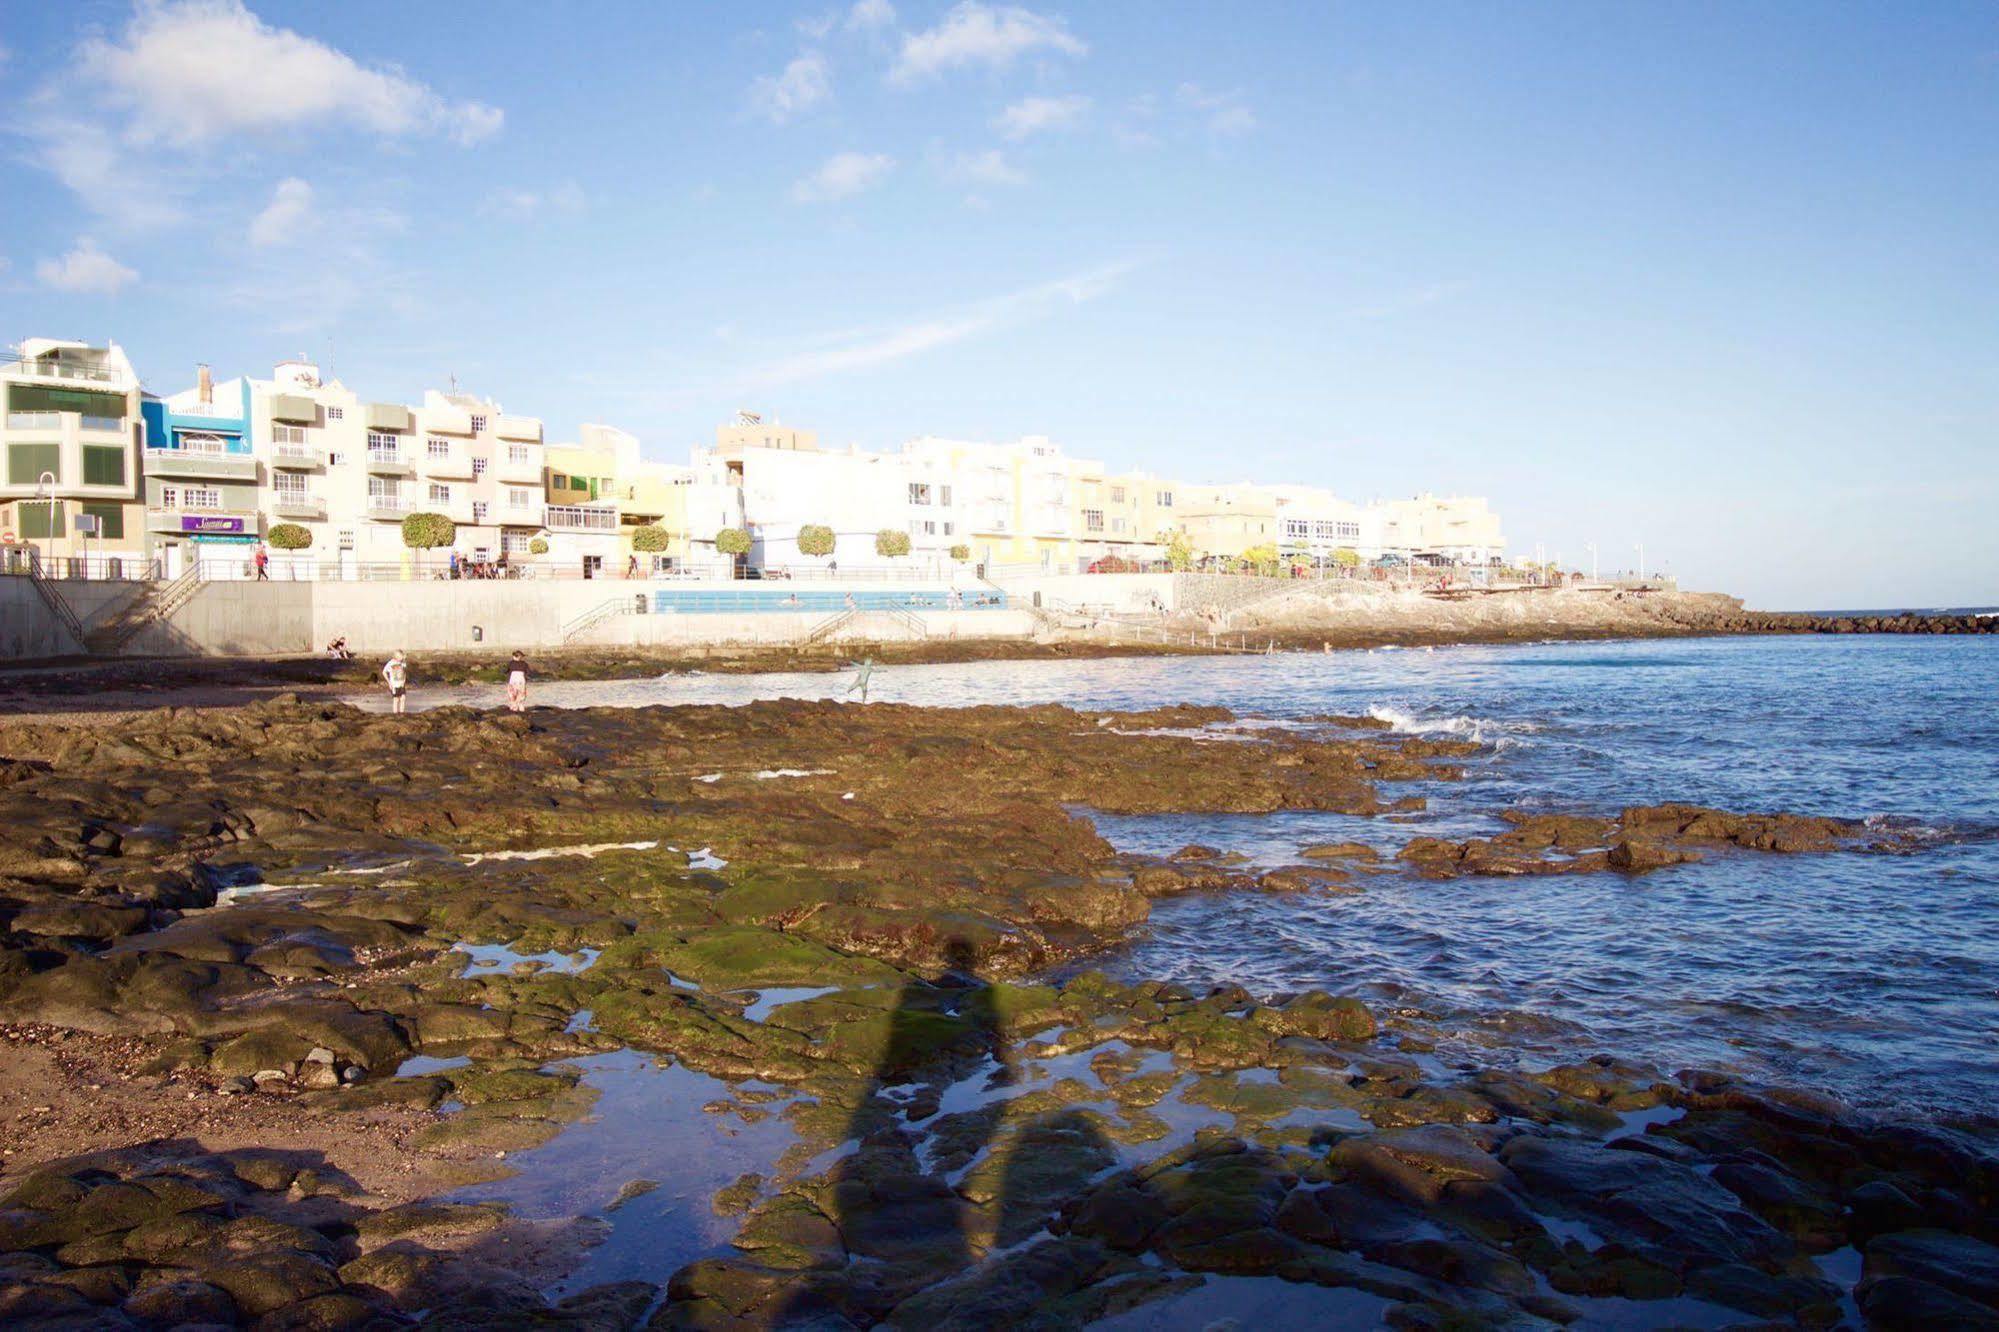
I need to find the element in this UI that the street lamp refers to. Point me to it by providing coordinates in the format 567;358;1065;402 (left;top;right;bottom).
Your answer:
1634;541;1646;581
34;470;56;576
1584;541;1599;582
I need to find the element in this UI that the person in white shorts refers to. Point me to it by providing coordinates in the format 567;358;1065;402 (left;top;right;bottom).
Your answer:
382;651;409;714
507;650;529;712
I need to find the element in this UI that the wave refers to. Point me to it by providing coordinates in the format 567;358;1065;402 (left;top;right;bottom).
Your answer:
1366;704;1539;746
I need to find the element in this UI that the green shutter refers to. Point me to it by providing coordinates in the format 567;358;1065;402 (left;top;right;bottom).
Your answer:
82;445;126;486
18;499;65;539
8;385;121;416
80;503;126;541
7;444;61;486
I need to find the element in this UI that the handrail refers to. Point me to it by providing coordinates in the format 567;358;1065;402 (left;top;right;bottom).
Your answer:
803;608;856;644
23;549;86;649
561;595;640;643
87;560;207;651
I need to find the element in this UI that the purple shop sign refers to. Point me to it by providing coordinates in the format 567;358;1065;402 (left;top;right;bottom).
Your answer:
178;514;247;534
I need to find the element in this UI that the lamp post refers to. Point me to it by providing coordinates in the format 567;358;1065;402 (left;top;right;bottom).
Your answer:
1585;541;1599;582
1635;541;1646;581
34;470;56;576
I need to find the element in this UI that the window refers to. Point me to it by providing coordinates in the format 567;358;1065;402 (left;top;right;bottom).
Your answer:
428;439;450;459
80;502;125;541
502;531;532;554
507;444;529;464
18;499;64;539
82;445;125;487
1112;517;1126;534
472;458;487;477
472;501;488;524
326;406;344;421
1110;486;1126;503
429;483;451;504
164;486;220;509
1285;520;1309;539
469;415;487;434
939;484;952;506
272;425;306;446
328;451;345;468
1084;508;1105;532
8;443;60;486
550;472;569;489
908;482;932;505
273;473;307;498
367;431;400;452
368;477;402;500
943;522;954;536
1156;491;1174;507
507;487;531;509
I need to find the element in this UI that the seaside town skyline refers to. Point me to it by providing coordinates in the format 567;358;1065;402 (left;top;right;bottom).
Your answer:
4;4;1994;610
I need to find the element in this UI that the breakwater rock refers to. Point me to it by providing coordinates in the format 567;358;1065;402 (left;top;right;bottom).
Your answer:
0;698;1992;1328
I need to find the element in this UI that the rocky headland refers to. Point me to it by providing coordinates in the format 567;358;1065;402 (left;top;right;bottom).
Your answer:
0;698;1992;1329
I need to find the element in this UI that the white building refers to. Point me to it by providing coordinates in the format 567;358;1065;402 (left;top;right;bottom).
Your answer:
2;339;146;570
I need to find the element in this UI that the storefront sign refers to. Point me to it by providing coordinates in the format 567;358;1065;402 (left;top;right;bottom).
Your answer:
177;514;247;534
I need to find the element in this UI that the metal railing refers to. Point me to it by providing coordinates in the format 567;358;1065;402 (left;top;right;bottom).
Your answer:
1;358;117;383
5;411;60;430
366;449;409;468
366;497;413;518
562;595;645;642
273;444;324;467
544;504;619;531
12;547;86;649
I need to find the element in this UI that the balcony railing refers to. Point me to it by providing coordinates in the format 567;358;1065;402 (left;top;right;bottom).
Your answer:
366;496;413;519
142;445;258;480
544;503;619;532
5;411;60;431
272;443;325;468
421;449;474;478
271;491;326;518
79;415;127;435
366;448;412;473
1;358;118;384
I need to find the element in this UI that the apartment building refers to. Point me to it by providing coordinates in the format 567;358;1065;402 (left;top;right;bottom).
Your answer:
138;366;261;577
1;339;146;569
1173;483;1280;560
1375;493;1505;564
405;388;547;562
544;424;739;577
1266;484;1382;563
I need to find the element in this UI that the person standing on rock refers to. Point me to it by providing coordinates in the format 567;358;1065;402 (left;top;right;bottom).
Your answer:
506;650;530;713
382;650;409;715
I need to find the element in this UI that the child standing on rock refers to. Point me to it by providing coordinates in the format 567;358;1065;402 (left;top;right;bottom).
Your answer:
507;650;530;712
382;651;409;715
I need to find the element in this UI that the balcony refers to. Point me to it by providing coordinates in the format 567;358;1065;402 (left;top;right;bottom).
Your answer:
79;415;128;437
366;495;413;521
143;444;258;482
544;503;619;532
5;411;61;434
271;443;325;470
366;448;414;476
147;506;259;537
420;448;474;479
271;491;327;519
494;456;542;484
495;416;542;442
1;358;118;385
497;502;546;528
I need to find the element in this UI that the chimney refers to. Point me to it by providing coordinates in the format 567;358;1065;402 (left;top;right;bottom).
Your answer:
197;363;212;405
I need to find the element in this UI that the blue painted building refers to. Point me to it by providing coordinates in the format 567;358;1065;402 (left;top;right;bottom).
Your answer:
139;371;262;572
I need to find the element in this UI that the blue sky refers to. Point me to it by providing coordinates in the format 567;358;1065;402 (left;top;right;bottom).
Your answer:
3;1;1995;609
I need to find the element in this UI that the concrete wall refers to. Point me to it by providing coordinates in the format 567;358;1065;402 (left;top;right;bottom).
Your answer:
0;576;162;659
989;571;1180;613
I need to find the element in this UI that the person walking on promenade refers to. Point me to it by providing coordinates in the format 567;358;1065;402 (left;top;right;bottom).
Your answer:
506;650;530;713
382;650;410;715
449;548;461;580
253;543;269;581
627;553;640;579
845;656;875;703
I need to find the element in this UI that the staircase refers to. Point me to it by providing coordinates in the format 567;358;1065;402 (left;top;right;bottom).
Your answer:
801;607;929;645
561;595;642;643
21;552;87;653
83;562;207;653
803;608;857;645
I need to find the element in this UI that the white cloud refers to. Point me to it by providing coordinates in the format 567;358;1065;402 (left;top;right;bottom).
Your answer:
848;0;896;29
796;13;838;39
994;93;1089;139
791;150;895;203
482;181;588;218
947;149;1027;187
891;3;1085;83
1177;83;1256;136
77;0;502;147
36;238;138;295
751;52;832;122
249;177;314;246
740;258;1143;386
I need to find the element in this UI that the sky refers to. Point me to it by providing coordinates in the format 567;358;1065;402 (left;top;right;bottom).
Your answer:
2;1;1995;610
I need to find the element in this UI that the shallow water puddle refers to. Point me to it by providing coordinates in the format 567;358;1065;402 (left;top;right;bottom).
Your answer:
739;985;840;1022
449;1049;803;1297
394;1053;472;1078
1088;1273;1393;1329
454;941;601;975
462;840;662;866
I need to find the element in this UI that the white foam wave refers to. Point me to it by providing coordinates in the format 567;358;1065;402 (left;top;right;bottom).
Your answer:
1365;705;1539;746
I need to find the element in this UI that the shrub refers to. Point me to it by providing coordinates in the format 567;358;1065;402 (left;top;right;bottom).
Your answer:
715;527;752;556
267;523;312;551
528;537;549;555
1237;543;1280;577
401;511;454;549
630;524;670;553
797;524;836;558
1331;547;1360;568
1165;532;1195;572
874;528;911;558
948;543;970;562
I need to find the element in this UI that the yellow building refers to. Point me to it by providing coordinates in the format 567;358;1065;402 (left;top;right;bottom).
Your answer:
713;411;817;458
1174;483;1278;561
542;425;741;576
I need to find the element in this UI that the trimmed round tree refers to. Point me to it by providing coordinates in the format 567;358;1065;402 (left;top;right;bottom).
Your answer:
630;524;670;553
797;524;836;558
528;536;549;555
948;543;970;562
715;527;752;557
874;528;911;559
401;511;454;554
268;523;312;551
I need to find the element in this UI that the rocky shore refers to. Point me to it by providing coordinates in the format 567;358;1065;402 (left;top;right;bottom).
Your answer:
0;698;1993;1329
